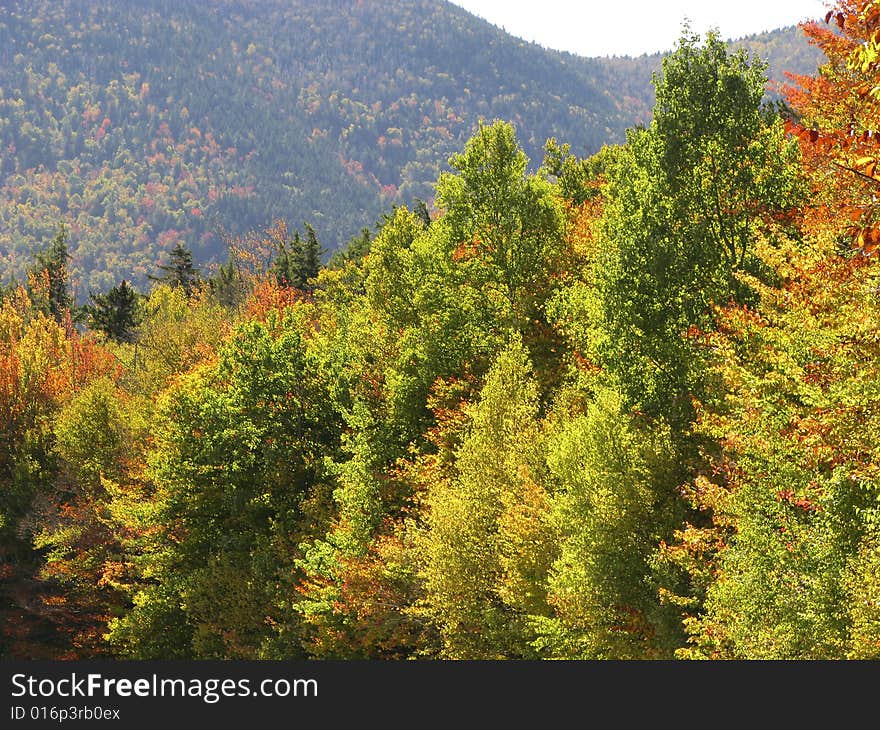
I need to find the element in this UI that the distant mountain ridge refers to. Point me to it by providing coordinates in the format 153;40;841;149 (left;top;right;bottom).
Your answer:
0;0;824;297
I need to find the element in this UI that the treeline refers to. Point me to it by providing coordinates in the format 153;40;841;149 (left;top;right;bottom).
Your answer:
0;0;818;301
3;7;880;660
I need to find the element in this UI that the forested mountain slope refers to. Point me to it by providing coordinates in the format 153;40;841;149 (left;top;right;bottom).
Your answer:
0;0;822;297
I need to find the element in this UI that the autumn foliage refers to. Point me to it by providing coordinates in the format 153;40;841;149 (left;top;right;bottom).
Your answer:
5;8;880;660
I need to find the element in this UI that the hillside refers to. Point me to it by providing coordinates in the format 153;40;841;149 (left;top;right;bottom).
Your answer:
0;0;824;297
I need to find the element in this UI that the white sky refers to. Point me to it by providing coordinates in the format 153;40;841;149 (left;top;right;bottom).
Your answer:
449;0;831;57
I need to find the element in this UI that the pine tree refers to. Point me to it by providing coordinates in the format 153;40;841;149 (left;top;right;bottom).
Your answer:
270;224;323;291
270;230;302;288
413;198;432;229
87;280;141;343
329;227;372;267
299;223;323;290
31;225;73;322
210;258;245;309
150;242;200;296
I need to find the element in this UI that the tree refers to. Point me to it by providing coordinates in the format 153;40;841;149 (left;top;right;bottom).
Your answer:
270;226;302;289
663;9;880;655
150;242;200;297
108;308;339;658
30;225;73;323
87;281;141;343
592;31;803;425
413;198;432;229
267;221;322;291
540;389;685;658
0;287;119;657
418;338;552;658
35;377;146;657
132;284;228;396
299;223;324;291
784;1;880;253
435;120;566;337
669;230;880;659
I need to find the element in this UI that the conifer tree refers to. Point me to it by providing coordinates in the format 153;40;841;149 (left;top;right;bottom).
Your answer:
31;225;73;322
270;229;301;288
87;280;141;343
150;242;200;296
210;258;246;310
299;223;323;290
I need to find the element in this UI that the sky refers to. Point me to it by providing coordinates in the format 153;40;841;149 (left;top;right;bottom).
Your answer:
449;0;830;57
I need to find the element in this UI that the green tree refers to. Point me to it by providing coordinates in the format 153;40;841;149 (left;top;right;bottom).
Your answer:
34;378;147;656
671;234;880;659
270;228;303;289
299;223;324;291
150;242;200;297
538;389;685;659
87;280;141;343
435;120;566;337
108;308;339;658
209;257;248;310
269;222;322;292
132;285;228;396
592;31;802;425
418;338;552;658
30;225;73;323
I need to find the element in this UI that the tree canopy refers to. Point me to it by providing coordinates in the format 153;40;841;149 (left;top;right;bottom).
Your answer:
4;13;878;662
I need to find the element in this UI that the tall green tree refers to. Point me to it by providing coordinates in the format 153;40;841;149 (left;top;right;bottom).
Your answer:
418;338;552;658
30;225;73;323
299;223;324;291
435;120;566;338
87;281;141;344
150;242;200;297
540;389;685;658
209;257;248;310
592;31;803;425
270;228;303;289
108;307;339;658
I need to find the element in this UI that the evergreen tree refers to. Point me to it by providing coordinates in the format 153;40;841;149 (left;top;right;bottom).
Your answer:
87;280;141;343
269;224;323;291
31;225;73;322
209;258;246;310
299;223;324;290
329;226;373;267
270;229;302;289
413;198;432;229
150;242;200;296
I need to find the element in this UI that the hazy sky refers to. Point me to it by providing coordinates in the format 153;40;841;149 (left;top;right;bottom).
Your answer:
449;0;830;57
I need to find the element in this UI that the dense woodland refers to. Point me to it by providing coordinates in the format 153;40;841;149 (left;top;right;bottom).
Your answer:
5;1;880;660
0;0;820;301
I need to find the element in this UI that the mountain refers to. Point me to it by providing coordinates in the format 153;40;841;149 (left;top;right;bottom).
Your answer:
0;0;824;298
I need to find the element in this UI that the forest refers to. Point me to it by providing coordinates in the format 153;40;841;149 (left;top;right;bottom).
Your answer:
0;0;818;301
3;1;880;660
